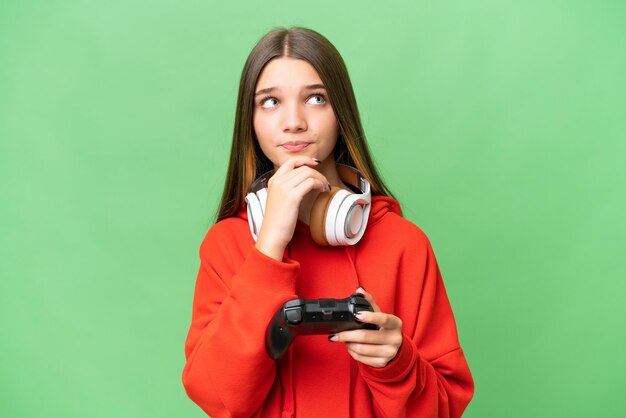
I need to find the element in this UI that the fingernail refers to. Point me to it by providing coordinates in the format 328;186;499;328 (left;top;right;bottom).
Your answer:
313;158;321;163
328;335;338;342
355;311;366;319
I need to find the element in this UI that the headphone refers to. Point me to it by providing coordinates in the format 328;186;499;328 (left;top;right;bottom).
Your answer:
245;164;372;246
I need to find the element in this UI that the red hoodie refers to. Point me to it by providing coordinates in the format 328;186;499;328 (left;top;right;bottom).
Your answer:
182;196;474;417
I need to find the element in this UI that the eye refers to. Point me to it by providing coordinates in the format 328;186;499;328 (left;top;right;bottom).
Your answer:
307;93;327;105
260;96;278;108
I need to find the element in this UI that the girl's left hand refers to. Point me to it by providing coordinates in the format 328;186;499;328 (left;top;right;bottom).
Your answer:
330;287;403;368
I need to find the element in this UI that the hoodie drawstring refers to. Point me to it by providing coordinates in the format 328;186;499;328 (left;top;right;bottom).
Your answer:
280;245;295;418
279;347;295;418
344;244;361;416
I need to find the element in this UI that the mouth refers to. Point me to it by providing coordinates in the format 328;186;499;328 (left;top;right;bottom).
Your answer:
280;141;312;152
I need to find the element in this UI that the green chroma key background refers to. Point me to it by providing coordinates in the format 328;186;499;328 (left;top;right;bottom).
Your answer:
1;1;625;417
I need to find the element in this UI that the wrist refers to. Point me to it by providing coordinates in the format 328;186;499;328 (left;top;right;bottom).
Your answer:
255;235;287;261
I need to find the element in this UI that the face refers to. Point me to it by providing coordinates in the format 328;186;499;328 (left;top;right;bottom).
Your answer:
253;57;339;167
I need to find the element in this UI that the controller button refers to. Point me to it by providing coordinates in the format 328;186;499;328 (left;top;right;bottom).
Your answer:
285;308;302;324
322;309;333;320
285;299;302;309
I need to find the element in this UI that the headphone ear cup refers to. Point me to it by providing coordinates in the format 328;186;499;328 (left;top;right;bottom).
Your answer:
245;189;267;241
322;188;352;245
334;195;366;244
310;187;342;246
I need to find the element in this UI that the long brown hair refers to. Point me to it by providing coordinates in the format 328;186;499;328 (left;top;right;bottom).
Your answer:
216;27;393;222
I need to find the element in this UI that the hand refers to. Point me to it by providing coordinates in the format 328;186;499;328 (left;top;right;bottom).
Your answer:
255;156;329;261
330;287;403;368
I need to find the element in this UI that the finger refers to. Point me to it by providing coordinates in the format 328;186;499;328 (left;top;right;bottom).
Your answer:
332;329;388;344
278;165;329;191
355;311;402;331
270;165;328;196
346;351;390;369
291;176;329;197
272;156;320;177
334;328;403;348
355;287;380;312
346;342;400;359
271;166;328;197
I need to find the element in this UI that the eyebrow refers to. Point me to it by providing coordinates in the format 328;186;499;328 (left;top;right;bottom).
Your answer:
254;83;326;96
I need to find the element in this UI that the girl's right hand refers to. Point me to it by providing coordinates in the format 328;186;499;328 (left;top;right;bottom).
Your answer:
255;156;329;261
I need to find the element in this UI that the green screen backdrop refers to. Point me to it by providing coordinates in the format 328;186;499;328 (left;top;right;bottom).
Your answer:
1;1;625;417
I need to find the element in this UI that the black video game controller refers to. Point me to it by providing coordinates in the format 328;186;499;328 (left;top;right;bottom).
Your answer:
265;293;379;360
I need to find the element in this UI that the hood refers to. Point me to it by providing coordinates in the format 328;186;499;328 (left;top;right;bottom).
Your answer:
235;195;402;224
366;195;402;224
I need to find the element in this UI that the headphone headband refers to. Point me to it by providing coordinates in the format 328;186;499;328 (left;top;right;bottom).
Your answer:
336;165;371;196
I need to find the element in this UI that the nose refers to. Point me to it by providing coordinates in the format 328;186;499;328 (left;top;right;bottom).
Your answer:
282;102;307;133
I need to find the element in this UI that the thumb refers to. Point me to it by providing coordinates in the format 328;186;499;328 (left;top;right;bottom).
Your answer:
356;286;380;312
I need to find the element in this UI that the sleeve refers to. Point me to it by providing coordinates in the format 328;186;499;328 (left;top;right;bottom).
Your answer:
181;225;300;417
358;230;474;418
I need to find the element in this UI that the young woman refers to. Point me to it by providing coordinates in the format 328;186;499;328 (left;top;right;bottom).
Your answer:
182;27;474;417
